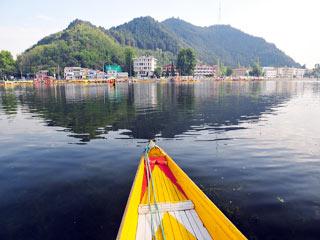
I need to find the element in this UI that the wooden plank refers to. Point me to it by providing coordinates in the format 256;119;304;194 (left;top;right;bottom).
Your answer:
163;148;247;239
159;167;177;239
145;213;152;239
154;166;165;202
189;209;212;240
135;213;146;240
138;201;194;214
185;210;205;240
172;210;193;240
117;157;145;240
144;212;164;239
159;165;171;202
178;210;199;239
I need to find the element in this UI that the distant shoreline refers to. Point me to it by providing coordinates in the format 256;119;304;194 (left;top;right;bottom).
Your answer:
0;77;318;87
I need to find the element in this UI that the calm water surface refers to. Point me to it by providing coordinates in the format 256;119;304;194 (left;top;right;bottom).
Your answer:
0;80;320;240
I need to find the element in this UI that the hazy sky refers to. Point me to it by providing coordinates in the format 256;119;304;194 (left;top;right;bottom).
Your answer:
0;0;319;67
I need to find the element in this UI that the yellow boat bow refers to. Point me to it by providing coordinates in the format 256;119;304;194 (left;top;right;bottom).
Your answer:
117;141;247;240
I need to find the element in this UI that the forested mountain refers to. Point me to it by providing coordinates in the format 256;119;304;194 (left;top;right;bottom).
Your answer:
108;17;187;53
109;16;299;67
162;18;299;67
17;19;174;75
17;20;126;75
17;16;300;75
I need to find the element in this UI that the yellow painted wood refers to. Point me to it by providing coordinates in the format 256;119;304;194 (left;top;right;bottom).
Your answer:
117;145;247;239
116;157;145;240
155;213;197;240
161;148;247;240
141;165;187;204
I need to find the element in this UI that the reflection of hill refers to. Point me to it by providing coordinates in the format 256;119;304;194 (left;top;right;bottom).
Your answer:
13;82;294;141
1;90;18;115
19;85;136;141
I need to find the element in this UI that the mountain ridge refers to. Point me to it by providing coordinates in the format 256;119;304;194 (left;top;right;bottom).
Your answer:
17;16;300;75
161;17;299;67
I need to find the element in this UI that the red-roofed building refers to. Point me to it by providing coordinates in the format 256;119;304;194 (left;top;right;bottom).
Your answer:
162;64;177;76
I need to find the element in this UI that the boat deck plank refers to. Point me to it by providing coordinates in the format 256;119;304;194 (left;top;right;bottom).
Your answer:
137;154;212;239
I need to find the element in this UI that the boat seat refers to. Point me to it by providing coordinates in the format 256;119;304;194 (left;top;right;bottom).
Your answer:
138;200;194;214
136;200;212;240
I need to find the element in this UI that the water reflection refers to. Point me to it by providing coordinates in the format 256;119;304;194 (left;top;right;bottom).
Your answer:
1;81;294;141
1;80;320;240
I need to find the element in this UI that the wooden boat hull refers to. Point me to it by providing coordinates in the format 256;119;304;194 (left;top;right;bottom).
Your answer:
117;143;247;239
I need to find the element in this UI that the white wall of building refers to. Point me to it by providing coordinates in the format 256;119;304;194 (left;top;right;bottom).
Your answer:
194;64;216;77
133;56;157;78
263;67;306;79
263;67;277;78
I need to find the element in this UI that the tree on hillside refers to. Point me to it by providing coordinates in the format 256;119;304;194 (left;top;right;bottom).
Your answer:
314;64;320;78
165;68;170;77
217;60;226;77
249;62;263;77
225;67;233;76
177;48;196;76
153;67;162;78
124;47;136;77
170;62;176;76
0;50;16;79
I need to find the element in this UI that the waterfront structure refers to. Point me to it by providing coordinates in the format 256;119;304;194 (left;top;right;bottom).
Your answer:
116;72;129;78
294;68;306;78
64;67;108;80
87;69;97;79
277;67;306;78
232;67;249;78
64;67;87;80
263;67;277;78
277;67;295;78
162;64;177;76
263;67;306;79
194;64;217;77
96;70;106;79
105;65;122;78
35;70;49;79
105;65;128;78
133;56;157;78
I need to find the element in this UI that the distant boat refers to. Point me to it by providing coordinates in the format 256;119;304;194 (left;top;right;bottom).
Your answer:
117;141;247;239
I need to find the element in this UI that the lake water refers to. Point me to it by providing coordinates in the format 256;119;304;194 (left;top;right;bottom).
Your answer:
0;80;320;240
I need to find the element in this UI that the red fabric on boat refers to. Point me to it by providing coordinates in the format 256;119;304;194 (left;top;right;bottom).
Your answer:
140;155;187;201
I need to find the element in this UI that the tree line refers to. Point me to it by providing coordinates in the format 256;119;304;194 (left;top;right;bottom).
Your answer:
3;45;319;80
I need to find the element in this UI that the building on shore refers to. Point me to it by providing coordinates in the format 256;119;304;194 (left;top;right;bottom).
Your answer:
64;67;108;80
232;67;249;78
194;64;218;77
162;64;177;76
263;67;306;79
64;67;87;80
277;67;296;78
35;70;49;79
105;65;128;78
294;68;306;78
133;56;157;78
263;67;277;78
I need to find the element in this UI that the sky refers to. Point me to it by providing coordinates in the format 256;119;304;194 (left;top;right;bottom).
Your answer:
0;0;319;68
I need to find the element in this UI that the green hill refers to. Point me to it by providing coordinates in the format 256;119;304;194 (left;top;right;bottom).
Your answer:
109;16;299;67
17;19;174;76
162;18;299;67
108;16;187;53
17;17;300;76
17;19;126;75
